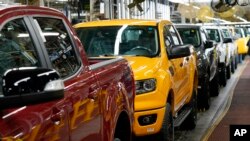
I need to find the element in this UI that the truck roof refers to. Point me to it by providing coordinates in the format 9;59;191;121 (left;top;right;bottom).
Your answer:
174;24;201;28
74;19;172;28
0;5;66;25
0;5;61;16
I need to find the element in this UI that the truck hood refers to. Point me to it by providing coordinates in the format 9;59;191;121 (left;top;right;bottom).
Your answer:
124;56;161;80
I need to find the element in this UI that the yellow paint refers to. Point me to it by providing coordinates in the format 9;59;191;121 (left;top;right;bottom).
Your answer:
237;37;249;54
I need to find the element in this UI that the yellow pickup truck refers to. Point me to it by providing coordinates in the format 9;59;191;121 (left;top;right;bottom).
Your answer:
234;27;249;62
74;19;198;140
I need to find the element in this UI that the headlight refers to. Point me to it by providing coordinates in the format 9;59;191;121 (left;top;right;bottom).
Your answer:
135;79;156;95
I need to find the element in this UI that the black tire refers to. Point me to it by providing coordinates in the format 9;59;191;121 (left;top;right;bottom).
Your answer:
219;64;227;87
242;54;246;60
156;103;174;141
114;116;132;141
238;54;242;64
231;58;235;73
181;89;197;130
210;70;219;96
226;63;231;79
198;74;210;110
235;56;238;70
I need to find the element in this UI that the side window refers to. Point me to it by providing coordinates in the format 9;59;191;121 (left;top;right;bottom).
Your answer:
34;17;80;78
0;18;40;75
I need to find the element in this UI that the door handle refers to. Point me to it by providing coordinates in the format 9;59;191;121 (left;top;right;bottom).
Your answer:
51;107;64;125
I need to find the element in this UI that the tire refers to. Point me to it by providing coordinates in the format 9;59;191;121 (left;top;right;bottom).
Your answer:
219;64;227;87
231;59;235;74
242;54;246;60
226;63;231;79
235;56;238;70
198;74;210;110
114;116;132;141
210;70;220;96
156;103;174;141
181;89;197;130
238;54;242;64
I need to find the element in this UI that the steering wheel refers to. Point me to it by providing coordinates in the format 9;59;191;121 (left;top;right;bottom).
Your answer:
130;46;152;53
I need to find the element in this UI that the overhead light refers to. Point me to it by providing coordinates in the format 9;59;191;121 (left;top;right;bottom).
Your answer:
233;15;248;22
193;6;200;9
169;0;212;3
205;16;231;23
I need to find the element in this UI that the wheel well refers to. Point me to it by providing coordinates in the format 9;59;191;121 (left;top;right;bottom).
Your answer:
207;67;210;77
114;111;131;141
167;89;174;114
167;89;174;105
194;71;198;92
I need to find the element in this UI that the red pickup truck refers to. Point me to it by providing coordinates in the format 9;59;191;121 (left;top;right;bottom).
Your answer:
0;6;135;141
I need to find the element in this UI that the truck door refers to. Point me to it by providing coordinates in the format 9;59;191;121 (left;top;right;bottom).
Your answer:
164;25;190;108
32;17;102;141
201;29;217;79
0;17;70;141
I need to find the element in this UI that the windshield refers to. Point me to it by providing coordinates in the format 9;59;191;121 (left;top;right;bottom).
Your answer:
206;29;221;43
177;28;201;48
76;26;159;57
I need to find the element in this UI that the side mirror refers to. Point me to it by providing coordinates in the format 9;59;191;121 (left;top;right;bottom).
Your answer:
204;40;214;49
168;44;191;59
223;38;233;43
0;67;64;109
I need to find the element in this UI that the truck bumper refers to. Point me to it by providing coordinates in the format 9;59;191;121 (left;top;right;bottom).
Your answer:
133;106;166;136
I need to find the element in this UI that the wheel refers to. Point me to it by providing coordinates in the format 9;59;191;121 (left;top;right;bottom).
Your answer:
156;103;174;141
235;56;238;70
210;70;219;96
198;74;210;110
238;54;242;63
181;88;197;130
242;54;246;60
126;46;152;56
231;59;235;73
130;46;152;53
114;116;132;141
219;64;227;87
226;63;231;79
